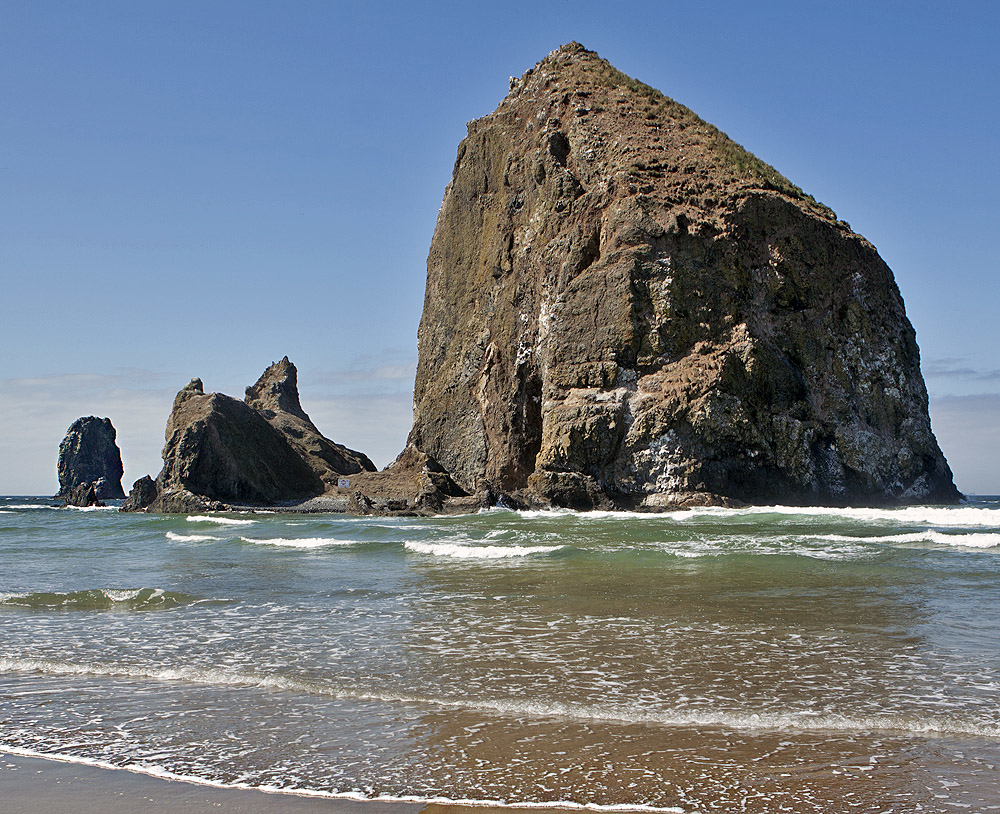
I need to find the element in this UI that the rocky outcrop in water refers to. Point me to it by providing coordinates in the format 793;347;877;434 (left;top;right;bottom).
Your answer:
63;482;103;508
134;361;375;512
406;43;959;509
56;416;125;502
121;475;158;512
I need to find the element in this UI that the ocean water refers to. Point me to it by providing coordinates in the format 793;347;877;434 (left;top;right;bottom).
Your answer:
2;496;1000;812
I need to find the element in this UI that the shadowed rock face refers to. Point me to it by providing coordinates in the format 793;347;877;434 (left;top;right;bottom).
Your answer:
56;417;125;501
407;43;959;508
121;475;158;512
245;356;376;486
152;378;322;509
137;359;377;512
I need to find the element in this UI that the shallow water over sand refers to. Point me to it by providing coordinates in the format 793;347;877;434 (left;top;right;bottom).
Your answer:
2;496;1000;812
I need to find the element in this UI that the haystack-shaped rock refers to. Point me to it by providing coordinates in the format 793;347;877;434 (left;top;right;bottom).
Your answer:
56;416;125;502
407;43;959;508
245;356;376;487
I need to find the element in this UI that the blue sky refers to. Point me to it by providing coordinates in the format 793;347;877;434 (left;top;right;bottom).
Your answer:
2;1;997;495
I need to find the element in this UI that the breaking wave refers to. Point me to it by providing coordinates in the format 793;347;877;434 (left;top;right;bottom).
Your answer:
186;515;256;526
518;504;1000;528
238;536;365;549
818;530;1000;549
165;531;225;542
404;540;569;559
0;588;206;610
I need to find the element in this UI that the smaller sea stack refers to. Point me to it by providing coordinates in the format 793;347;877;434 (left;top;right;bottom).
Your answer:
129;358;376;512
56;416;125;504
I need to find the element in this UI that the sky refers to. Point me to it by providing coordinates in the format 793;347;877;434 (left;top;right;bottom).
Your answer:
1;0;997;495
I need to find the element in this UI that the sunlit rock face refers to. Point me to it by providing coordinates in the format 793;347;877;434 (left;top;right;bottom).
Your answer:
407;43;959;509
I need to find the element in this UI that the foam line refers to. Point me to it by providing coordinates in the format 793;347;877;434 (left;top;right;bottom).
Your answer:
0;745;685;813
3;656;996;740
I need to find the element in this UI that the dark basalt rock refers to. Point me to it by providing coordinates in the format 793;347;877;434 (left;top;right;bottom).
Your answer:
146;378;322;511
121;475;158;512
406;43;960;508
63;482;104;508
56;416;125;501
135;361;376;512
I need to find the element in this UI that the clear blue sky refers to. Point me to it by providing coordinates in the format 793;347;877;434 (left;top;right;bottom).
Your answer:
2;1;997;495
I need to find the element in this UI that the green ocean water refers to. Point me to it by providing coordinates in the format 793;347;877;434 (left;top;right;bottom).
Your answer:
2;496;1000;812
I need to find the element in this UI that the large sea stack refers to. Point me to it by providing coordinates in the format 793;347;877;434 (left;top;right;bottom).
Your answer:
56;416;126;504
406;43;959;509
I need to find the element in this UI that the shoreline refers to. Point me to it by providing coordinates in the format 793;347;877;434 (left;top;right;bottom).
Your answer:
0;750;677;814
0;750;407;814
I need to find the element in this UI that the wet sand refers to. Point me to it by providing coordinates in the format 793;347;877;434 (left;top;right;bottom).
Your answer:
0;752;414;814
0;752;596;814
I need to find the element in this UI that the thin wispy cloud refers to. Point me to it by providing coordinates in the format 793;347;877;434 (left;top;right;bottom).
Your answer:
924;358;1000;383
308;353;417;396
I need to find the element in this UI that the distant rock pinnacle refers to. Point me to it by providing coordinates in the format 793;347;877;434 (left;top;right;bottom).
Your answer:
56;416;125;503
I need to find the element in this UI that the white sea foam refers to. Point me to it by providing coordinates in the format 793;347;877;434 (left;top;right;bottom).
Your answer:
65;504;116;512
102;589;143;602
519;504;1000;527
186;515;256;526
405;540;567;559
3;655;996;741
0;745;685;813
672;504;1000;527
656;536;870;561
238;537;363;549
165;532;222;543
4;504;52;510
818;531;1000;549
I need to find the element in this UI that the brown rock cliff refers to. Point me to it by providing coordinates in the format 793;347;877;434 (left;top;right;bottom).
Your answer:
406;43;959;508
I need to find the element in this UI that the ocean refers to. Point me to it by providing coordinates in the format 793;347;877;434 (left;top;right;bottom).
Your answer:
2;496;999;812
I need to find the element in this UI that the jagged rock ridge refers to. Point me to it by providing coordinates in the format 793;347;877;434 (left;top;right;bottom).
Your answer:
246;357;376;487
406;43;959;508
56;416;125;504
131;359;375;512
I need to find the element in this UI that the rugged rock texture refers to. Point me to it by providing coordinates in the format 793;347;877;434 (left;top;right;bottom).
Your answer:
146;378;322;511
134;361;376;512
63;482;104;508
56;417;125;501
407;43;959;509
121;475;158;512
245;356;376;487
